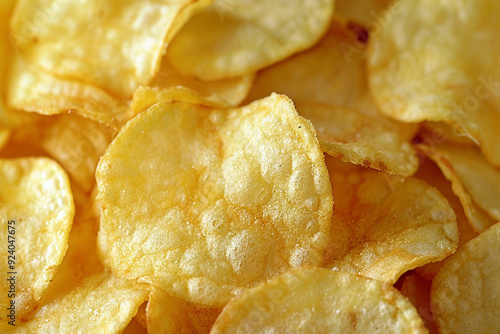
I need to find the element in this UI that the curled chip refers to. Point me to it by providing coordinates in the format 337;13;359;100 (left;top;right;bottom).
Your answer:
211;267;427;333
323;156;458;284
368;0;500;167
246;20;419;177
167;0;334;80
7;53;132;130
97;93;333;307
418;143;498;233
431;222;500;334
147;286;220;333
16;273;149;333
10;0;211;97
0;157;74;319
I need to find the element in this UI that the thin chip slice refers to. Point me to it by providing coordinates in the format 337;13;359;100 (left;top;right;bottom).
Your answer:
10;0;211;97
211;267;428;333
431;222;500;334
418;143;498;233
150;56;254;107
414;158;478;279
15;272;149;333
245;21;419;176
7;53;133;129
97;93;333;307
368;0;500;167
40;114;114;193
147;286;220;333
0;157;74;319
167;0;334;80
323;156;458;284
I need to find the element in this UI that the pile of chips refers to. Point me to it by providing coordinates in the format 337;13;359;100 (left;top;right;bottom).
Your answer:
1;0;499;332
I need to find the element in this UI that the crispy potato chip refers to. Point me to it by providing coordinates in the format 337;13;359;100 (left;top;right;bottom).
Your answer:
368;0;500;167
323;156;458;284
414;159;478;279
245;21;419;176
15;272;149;333
10;0;211;97
335;0;393;26
147;286;220;333
97;93;333;307
40;114;114;193
431;222;500;334
7;53;133;129
166;0;334;80
150;56;254;107
211;267;427;333
0;157;74;319
418;143;498;233
400;272;437;333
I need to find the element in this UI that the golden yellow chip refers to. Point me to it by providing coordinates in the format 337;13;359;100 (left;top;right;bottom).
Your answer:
368;0;500;167
418;143;498;233
166;0;334;80
10;0;211;97
97;93;333;307
16;273;149;333
147;286;220;333
150;56;254;107
323;156;458;284
245;21;419;177
211;267;428;333
7;53;132;129
0;157;74;320
431;222;500;334
40;114;114;194
414;159;478;279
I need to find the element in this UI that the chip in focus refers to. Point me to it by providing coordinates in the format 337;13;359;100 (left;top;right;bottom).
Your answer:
97;93;333;307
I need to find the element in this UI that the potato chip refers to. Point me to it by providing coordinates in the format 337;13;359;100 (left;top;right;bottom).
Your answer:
420;121;477;148
368;0;500;167
413;158;478;279
15;272;149;333
323;156;458;284
97;93;333;307
211;267;427;333
245;21;419;176
7;53;133;130
10;0;211;97
431;222;500;334
166;0;334;80
150;56;254;107
418;143;498;233
40;114;114;193
147;286;220;333
0;157;74;320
